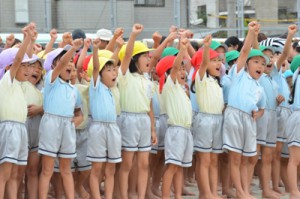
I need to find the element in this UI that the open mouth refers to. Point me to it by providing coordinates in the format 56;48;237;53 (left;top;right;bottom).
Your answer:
31;74;38;80
216;67;220;71
66;69;71;74
112;78;116;82
256;70;262;75
266;64;272;68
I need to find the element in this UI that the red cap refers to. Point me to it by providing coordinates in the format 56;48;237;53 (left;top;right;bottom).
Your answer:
82;54;93;71
191;48;219;81
156;56;176;93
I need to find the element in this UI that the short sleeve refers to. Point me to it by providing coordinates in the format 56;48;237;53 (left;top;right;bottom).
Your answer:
75;88;82;109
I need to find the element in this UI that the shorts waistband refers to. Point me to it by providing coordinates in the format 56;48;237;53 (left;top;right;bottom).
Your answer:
121;111;148;116
91;121;116;124
279;106;291;111
195;111;223;117
44;112;73;119
168;125;190;131
226;106;252;116
0;120;26;126
264;108;276;112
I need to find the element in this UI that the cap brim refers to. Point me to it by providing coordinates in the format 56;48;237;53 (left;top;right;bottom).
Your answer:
22;57;38;64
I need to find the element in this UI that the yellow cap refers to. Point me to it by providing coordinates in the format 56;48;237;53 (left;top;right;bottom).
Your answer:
87;57;114;77
118;41;152;62
87;50;114;77
37;50;47;59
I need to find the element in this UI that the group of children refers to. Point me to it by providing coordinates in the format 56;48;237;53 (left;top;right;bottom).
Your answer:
0;21;300;199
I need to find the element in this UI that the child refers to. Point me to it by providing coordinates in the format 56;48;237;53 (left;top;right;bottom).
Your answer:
191;35;224;199
286;56;300;198
23;56;44;199
38;39;84;199
222;21;266;199
117;24;157;199
158;38;193;199
87;38;121;199
0;23;37;199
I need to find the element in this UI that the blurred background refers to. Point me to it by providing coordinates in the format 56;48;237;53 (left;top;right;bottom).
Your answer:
0;0;300;39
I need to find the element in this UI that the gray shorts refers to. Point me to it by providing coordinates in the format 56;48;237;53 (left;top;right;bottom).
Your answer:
164;126;193;167
119;112;151;152
158;114;168;150
38;113;76;158
193;112;223;153
281;142;289;158
286;111;300;148
25;115;42;152
0;121;28;165
222;107;257;157
277;106;291;142
257;109;278;147
151;117;160;154
87;121;122;163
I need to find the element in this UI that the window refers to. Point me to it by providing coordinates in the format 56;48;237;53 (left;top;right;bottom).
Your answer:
134;0;165;7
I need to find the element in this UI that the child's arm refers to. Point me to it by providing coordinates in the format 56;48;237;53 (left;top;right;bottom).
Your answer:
252;108;264;121
252;23;260;50
59;32;72;48
105;27;124;52
236;21;259;73
152;31;162;49
276;25;297;71
170;38;188;82
198;34;212;80
26;28;38;58
77;38;91;82
276;95;285;106
10;24;35;80
148;101;158;146
111;36;124;66
72;108;83;128
92;38;102;86
51;39;83;83
120;24;143;75
4;34;15;49
43;29;58;57
149;31;177;70
27;105;44;117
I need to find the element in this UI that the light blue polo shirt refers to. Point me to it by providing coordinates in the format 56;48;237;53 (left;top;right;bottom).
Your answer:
188;67;200;112
89;76;116;122
221;74;232;104
291;74;300;110
258;74;278;110
271;64;290;108
227;64;266;114
43;70;82;117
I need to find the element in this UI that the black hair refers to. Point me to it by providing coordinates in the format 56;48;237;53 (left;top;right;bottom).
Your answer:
228;59;237;67
190;41;200;51
12;38;21;47
289;70;300;104
52;50;68;70
224;36;243;52
129;52;145;73
99;61;114;77
190;71;222;93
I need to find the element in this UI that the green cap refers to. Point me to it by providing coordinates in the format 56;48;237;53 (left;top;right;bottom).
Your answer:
210;40;227;52
225;50;240;64
259;45;275;54
248;49;269;64
290;54;300;73
161;47;179;58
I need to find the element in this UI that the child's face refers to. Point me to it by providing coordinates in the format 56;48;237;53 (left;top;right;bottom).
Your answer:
137;52;151;73
175;64;187;85
207;57;222;77
100;63;118;88
60;59;74;82
28;61;43;85
262;50;274;75
70;64;77;85
16;62;31;82
247;56;266;80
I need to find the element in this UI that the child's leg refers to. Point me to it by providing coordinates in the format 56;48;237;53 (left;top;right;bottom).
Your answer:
136;151;150;199
4;164;20;199
75;170;90;199
241;156;251;197
113;164;121;199
162;164;179;199
128;156;138;198
272;141;284;194
247;144;260;193
280;157;289;192
39;155;55;199
261;146;280;198
104;163;116;199
59;158;74;199
173;167;183;199
52;173;64;199
210;153;221;198
119;151;135;199
228;151;248;199
196;152;213;199
26;151;40;199
288;146;300;198
151;150;165;196
220;153;235;198
89;162;104;199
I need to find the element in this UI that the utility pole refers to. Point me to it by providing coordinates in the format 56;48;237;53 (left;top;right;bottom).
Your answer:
110;0;117;31
174;0;181;27
237;0;244;38
298;0;300;37
45;0;52;32
227;0;236;37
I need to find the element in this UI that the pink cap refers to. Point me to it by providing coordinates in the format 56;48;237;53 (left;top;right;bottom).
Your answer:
43;45;72;73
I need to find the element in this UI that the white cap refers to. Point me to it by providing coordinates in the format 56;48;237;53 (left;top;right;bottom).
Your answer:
96;29;113;41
